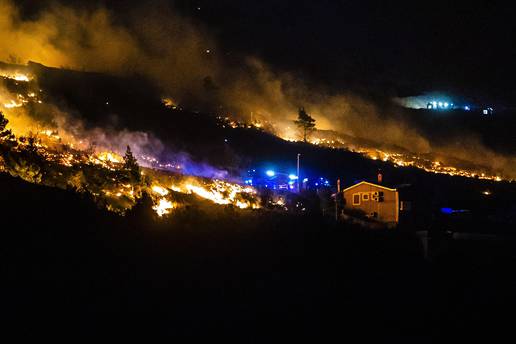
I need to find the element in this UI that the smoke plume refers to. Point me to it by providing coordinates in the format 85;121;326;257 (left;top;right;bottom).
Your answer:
1;0;514;178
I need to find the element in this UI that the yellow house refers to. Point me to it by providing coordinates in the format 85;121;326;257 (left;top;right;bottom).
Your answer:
342;181;399;224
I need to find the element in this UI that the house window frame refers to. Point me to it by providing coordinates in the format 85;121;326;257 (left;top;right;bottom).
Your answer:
352;193;361;205
362;193;369;201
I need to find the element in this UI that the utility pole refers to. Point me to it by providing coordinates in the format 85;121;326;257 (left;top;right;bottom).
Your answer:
335;178;341;221
297;153;301;193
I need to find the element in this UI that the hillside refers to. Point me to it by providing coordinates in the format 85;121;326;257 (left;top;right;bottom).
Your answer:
1;61;513;232
0;61;515;341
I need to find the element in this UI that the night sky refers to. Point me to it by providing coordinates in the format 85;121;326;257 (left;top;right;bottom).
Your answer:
188;1;516;102
17;0;516;104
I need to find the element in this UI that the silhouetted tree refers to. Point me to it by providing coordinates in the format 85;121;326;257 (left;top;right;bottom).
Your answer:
0;111;14;141
26;132;39;154
123;145;141;182
294;107;316;142
0;112;7;132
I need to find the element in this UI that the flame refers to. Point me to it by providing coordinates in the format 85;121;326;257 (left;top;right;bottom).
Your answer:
0;71;32;82
97;151;123;164
216;115;512;182
151;185;169;196
152;198;174;216
162;97;178;109
3;99;23;108
182;180;258;209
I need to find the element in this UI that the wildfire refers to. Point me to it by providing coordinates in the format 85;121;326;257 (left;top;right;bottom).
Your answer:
0;67;264;218
281;131;509;182
97;151;123;164
151;185;169;196
153;198;174;216
183;180;258;209
3;99;23;108
162;97;180;109
0;71;32;82
215;112;512;182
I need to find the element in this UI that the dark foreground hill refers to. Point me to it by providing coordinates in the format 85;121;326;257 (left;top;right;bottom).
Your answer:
2;173;516;341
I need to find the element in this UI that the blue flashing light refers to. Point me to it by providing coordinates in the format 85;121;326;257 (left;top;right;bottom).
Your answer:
444;102;449;108
432;101;437;108
265;170;275;177
303;178;309;183
441;207;453;214
288;180;295;185
289;174;298;180
315;182;319;186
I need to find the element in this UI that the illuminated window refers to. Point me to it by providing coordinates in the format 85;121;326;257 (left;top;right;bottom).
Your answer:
352;193;360;205
362;193;369;201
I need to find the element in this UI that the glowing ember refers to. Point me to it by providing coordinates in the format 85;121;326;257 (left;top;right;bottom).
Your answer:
162;97;178;109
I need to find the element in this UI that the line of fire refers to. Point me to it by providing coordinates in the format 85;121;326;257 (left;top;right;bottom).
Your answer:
1;62;513;237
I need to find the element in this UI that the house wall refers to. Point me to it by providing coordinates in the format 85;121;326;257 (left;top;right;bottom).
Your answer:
343;183;399;223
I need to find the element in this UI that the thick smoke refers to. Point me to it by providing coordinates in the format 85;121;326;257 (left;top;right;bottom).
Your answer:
1;0;514;178
0;82;163;157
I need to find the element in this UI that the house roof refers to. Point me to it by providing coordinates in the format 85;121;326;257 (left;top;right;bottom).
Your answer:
342;181;397;193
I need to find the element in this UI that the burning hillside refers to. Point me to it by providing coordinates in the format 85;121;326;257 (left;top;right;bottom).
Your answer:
216;115;510;182
0;68;260;217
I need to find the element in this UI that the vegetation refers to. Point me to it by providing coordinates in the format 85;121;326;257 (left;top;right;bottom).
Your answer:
294;107;316;142
0;111;14;141
123;145;141;182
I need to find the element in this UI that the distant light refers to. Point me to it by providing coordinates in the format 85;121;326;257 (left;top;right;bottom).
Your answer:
206;49;211;54
438;102;443;108
303;178;308;183
444;102;449;108
464;105;471;111
266;170;275;177
482;190;491;195
288;174;298;180
224;138;228;143
432;101;437;108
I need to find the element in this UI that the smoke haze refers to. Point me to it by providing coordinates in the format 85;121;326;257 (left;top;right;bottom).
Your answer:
1;0;514;178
